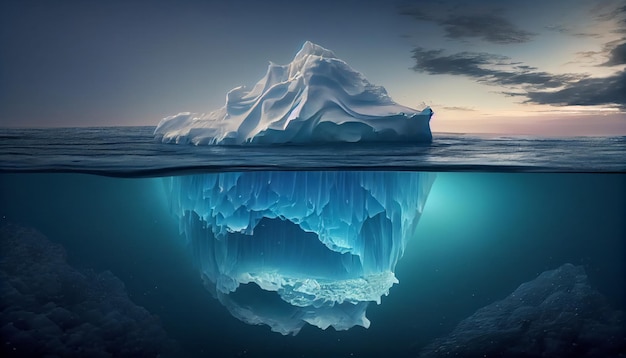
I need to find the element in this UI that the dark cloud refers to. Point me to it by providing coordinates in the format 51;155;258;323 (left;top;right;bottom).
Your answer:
596;3;626;65
552;4;625;68
411;48;625;110
442;13;534;44
603;42;626;66
523;71;626;109
411;48;583;89
399;6;534;44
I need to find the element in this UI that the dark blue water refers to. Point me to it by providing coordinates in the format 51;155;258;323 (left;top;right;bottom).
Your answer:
1;127;625;174
0;127;624;357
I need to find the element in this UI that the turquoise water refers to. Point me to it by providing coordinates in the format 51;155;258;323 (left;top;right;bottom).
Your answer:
1;128;624;356
1;171;623;357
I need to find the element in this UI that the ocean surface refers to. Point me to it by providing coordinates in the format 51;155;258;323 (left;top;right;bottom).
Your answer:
1;126;625;174
0;126;624;357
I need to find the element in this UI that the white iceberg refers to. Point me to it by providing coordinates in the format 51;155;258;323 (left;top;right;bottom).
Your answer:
154;41;433;145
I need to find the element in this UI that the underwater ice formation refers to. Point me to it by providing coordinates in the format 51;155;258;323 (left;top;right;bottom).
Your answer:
420;263;625;357
165;171;436;334
154;41;433;145
0;223;176;357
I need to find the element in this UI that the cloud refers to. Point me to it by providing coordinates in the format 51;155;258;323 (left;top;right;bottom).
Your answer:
572;32;604;38
603;42;626;66
584;3;626;66
411;48;584;89
596;3;626;23
399;5;534;44
441;13;534;44
576;51;601;59
402;1;626;111
523;71;626;109
596;3;626;66
544;24;569;34
411;48;625;110
544;24;602;38
442;106;477;111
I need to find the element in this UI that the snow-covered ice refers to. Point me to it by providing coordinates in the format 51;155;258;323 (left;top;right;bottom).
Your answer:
154;41;433;145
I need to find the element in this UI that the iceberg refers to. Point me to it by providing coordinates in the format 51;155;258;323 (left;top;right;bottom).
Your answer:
154;41;433;145
164;171;436;334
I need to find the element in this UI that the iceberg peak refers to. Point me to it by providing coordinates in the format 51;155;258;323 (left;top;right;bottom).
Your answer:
154;41;433;145
294;41;337;60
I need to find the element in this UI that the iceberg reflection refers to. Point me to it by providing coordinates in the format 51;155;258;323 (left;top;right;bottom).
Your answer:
163;171;435;334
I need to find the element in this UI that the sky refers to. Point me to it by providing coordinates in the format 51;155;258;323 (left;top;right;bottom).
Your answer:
0;0;625;135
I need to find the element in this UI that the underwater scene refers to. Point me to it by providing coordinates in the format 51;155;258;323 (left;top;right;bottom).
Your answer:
1;1;626;356
1;128;624;357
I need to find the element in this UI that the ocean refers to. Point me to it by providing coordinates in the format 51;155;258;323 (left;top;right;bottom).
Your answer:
0;127;624;357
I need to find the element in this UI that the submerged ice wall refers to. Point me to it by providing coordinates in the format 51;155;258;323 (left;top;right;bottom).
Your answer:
165;171;435;335
154;41;433;145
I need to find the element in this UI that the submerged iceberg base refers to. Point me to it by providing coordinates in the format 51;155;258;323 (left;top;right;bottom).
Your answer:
165;171;435;334
210;268;374;335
